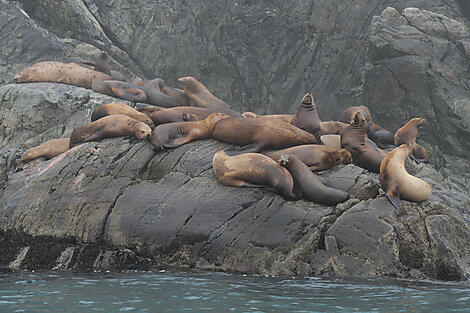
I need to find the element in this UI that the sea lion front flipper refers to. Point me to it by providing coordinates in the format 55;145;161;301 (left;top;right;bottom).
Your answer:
83;128;106;142
160;126;191;148
385;193;401;210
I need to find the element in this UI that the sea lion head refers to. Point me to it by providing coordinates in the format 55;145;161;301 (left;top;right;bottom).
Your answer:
279;154;290;167
182;112;201;121
411;118;426;128
352;112;367;129
302;93;313;106
177;76;199;93
134;122;152;140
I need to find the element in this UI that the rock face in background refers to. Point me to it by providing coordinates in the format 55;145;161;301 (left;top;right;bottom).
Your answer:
1;1;470;279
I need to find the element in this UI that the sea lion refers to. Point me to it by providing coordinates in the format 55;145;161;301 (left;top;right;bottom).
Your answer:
91;78;147;102
91;102;155;128
394;118;426;151
14;61;112;89
340;112;386;173
178;76;231;110
320;134;341;149
379;144;431;209
319;121;348;135
212;150;299;200
78;58;127;82
95;51;111;76
412;143;430;163
291;93;321;136
242;112;294;123
279;154;349;205
264;145;352;172
70;114;152;147
150;112;229;150
20;138;70;163
212;117;320;153
146;106;241;126
136;106;162;115
339;106;372;124
367;122;395;148
142;79;181;107
161;85;190;106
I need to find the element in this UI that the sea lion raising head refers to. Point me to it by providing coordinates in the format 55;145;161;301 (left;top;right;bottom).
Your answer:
178;76;231;110
291;92;321;136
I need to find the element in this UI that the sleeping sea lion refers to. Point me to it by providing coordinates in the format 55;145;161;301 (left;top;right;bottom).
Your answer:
20;138;70;163
91;102;155;128
150;112;229;150
178;76;231;110
379;144;431;209
146;106;241;126
14;61;112;89
91;78;147;102
291;93;321;136
212;117;320;154
264;145;352;172
70;114;152;147
339;106;372;124
279;154;349;205
212;150;299;200
142;79;181;107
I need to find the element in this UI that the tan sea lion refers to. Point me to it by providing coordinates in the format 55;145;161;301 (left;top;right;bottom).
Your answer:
20;138;70;163
291;93;321;136
212;150;299;200
319;121;348;135
70;114;152;147
380;144;431;209
212;117;320;153
339;106;372;124
14;61;112;89
279;154;349;205
341;112;386;173
178;76;231;110
150;112;229;150
91;102;155;128
91;78;147;102
242;112;294;123
146;106;241;126
394;118;426;151
142;79;181;107
264;145;352;172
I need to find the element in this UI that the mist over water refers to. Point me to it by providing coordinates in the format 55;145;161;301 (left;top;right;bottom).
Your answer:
1;271;470;312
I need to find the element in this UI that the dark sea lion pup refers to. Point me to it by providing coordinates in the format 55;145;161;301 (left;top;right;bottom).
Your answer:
291;92;321;136
212;150;300;200
379;144;431;209
150;112;229;150
20;138;70;163
70;114;152;147
279;154;349;205
91;78;147;102
178;76;231;110
91;102;155;128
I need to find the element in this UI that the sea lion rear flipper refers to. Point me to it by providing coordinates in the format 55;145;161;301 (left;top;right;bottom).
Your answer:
83;128;106;142
385;193;401;210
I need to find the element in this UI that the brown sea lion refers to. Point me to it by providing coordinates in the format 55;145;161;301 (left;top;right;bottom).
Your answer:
341;112;386;173
20;138;70;163
319;121;348;135
150;112;229;150
91;78;147;102
380;144;431;209
91;102;155;128
367;122;395;148
212;117;320;154
142;79;181;107
394;118;426;151
178;76;231;110
412;143;430;163
146;106;241;126
320;134;341;149
70;114;152;147
264;145;352;172
291;93;321;136
14;61;112;89
279;154;349;205
242;112;294;123
78;58;127;82
135;106;162;115
339;106;372;124
212;150;299;200
161;85;190;106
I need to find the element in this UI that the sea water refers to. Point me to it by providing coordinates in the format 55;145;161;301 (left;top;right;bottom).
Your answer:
1;270;470;312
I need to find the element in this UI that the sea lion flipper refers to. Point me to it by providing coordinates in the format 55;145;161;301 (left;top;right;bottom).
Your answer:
161;126;189;148
240;182;273;189
84;128;106;142
385;193;401;210
223;144;261;156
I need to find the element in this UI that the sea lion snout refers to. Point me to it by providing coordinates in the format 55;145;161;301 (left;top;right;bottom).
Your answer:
279;154;290;167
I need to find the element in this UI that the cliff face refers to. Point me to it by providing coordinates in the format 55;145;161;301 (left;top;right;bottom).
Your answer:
1;1;470;280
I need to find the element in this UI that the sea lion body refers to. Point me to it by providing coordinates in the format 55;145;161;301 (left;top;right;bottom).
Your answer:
178;76;231;110
319;121;348;135
212;151;299;200
14;61;112;89
162;85;190;106
142;79;181;107
91;102;155;128
70;114;152;147
339;106;372;124
394;118;426;151
380;144;431;204
20;138;70;163
148;106;241;126
212;117;320;153
150;112;229;149
279;154;349;205
264;145;352;171
91;79;147;102
291;93;321;136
